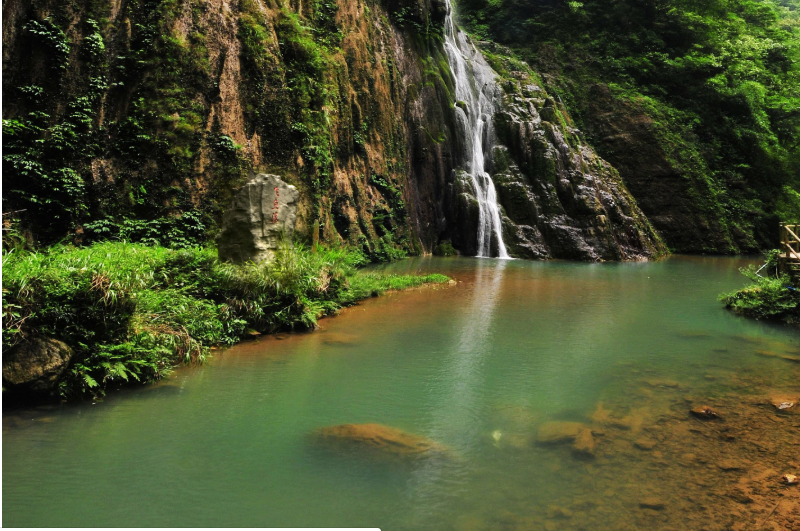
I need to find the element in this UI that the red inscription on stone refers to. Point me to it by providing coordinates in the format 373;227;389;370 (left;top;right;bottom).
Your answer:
271;187;280;223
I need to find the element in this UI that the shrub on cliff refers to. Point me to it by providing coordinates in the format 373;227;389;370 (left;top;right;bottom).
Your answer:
2;242;448;398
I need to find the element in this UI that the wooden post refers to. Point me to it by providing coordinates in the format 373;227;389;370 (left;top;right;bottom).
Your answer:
781;223;789;260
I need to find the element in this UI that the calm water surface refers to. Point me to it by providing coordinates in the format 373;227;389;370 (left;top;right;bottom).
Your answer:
4;256;799;528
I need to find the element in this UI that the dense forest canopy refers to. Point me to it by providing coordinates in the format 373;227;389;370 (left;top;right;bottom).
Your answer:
458;0;800;251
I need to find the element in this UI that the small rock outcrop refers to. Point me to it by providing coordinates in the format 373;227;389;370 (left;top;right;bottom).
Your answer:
217;174;300;264
2;337;73;395
313;423;448;459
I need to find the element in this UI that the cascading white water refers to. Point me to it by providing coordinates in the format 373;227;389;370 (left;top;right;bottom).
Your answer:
443;0;509;259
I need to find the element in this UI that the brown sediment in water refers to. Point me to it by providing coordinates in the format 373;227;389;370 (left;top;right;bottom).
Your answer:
462;376;800;530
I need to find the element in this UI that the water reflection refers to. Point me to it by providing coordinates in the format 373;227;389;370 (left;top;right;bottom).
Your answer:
406;258;508;526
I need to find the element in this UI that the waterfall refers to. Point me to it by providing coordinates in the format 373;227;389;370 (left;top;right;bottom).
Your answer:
443;0;509;259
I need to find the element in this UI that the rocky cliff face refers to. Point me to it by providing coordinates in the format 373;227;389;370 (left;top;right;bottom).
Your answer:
447;45;665;260
2;0;662;261
579;85;763;254
2;0;456;259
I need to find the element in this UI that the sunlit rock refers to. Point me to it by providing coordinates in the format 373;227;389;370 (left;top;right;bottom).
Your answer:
217;174;300;264
2;337;73;395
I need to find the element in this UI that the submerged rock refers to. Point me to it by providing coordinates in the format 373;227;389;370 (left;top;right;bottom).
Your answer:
643;378;681;389
717;459;745;472
755;350;800;363
313;423;448;459
320;332;359;346
769;396;797;411
690;405;720;419
572;429;596;458
546;505;573;519
2;337;73;395
638;497;666;510
727;488;753;504
634;438;657;451
536;421;587;444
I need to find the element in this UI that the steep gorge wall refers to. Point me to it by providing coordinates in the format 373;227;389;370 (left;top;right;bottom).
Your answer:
2;0;663;261
444;43;665;260
2;0;457;258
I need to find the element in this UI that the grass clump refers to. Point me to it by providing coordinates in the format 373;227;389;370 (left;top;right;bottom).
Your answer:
2;242;449;398
720;251;800;326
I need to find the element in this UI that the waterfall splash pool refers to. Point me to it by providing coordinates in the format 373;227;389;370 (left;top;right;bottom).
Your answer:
4;256;799;529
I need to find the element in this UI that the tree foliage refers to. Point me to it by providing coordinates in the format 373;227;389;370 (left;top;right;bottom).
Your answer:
457;0;800;247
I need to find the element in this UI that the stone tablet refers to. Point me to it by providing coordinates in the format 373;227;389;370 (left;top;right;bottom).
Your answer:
217;174;300;264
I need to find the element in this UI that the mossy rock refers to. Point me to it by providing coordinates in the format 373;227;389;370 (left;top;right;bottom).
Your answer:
433;240;458;256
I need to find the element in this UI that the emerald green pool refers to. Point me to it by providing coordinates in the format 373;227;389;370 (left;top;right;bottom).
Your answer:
4;256;799;529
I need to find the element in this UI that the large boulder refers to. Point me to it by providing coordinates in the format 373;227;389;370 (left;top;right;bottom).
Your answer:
3;337;73;395
313;423;449;459
217;174;300;264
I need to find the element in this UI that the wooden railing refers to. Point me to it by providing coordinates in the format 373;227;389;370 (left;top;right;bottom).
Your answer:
779;223;800;282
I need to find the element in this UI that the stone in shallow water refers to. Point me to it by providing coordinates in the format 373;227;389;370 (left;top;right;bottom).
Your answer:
546;505;573;519
638;497;666;510
643;378;681;389
536;421;586;444
690;405;720;419
313;423;448;458
320;332;359;346
717;459;745;471
769;396;798;411
756;350;800;363
727;488;753;504
634;438;657;451
572;429;596;458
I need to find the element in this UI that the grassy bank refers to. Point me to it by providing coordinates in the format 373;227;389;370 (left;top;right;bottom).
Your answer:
720;253;800;326
2;242;449;399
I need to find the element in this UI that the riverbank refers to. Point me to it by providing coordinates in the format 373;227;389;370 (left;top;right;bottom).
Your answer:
720;260;800;328
2;242;449;400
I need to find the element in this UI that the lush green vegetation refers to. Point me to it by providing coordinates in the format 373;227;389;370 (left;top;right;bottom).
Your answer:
720;250;800;324
2;242;449;398
1;1;252;247
1;0;422;260
457;0;800;251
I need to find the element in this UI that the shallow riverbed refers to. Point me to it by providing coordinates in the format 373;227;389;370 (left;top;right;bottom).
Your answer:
3;256;799;529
